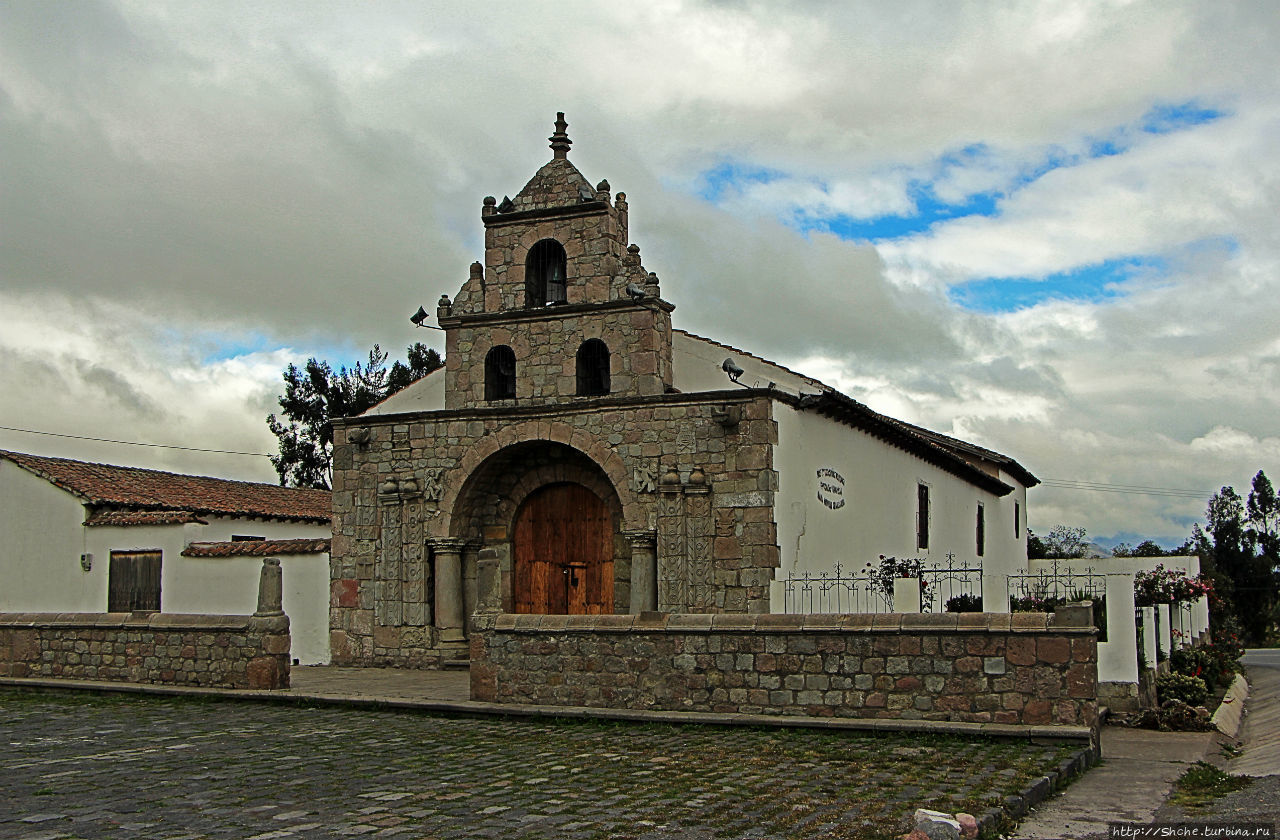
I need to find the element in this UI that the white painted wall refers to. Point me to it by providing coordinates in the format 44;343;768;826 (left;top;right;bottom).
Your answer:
770;404;1027;611
0;462;332;664
365;367;446;415
672;332;822;397
1023;555;1211;686
163;551;331;665
0;461;102;612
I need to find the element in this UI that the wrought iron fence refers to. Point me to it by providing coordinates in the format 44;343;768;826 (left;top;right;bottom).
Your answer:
1007;559;1108;640
782;555;982;614
1006;559;1105;604
921;554;984;612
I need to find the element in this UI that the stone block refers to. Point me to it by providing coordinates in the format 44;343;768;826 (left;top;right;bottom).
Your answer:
1006;636;1036;666
1037;637;1071;665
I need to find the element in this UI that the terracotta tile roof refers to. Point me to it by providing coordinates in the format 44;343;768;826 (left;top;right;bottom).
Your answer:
182;538;331;558
84;510;208;527
0;450;331;523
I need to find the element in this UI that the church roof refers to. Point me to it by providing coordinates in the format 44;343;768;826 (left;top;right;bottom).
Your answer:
673;331;1037;493
0;450;331;523
503;113;598;212
512;157;596;212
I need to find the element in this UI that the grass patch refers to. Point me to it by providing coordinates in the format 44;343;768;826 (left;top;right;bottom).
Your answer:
1168;761;1251;809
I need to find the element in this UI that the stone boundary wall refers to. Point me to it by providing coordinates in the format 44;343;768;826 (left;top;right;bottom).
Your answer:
471;610;1097;728
0;612;291;690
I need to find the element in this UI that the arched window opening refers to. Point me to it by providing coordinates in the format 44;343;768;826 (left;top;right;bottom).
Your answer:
576;339;610;396
525;239;568;307
485;345;516;401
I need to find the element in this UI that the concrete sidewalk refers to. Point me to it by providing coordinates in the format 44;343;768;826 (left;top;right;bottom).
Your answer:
1010;725;1220;839
1012;649;1280;839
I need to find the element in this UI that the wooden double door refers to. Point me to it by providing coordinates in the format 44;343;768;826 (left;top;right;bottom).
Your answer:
513;482;614;614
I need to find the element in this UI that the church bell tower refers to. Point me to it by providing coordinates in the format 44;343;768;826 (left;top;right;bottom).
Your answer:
437;113;674;410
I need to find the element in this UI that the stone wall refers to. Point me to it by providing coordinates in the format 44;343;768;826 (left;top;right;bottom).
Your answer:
330;390;782;668
0;612;291;690
470;610;1098;729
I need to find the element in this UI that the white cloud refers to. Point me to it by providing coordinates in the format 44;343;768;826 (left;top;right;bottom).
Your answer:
2;0;1279;544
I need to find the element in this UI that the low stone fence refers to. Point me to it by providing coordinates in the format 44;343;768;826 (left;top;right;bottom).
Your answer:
0;612;291;690
0;559;293;690
471;608;1097;729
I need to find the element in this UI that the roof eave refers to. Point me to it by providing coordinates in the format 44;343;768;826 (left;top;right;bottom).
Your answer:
794;393;1016;497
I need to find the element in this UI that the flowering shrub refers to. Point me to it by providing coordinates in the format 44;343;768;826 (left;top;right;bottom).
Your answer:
866;555;935;612
1157;672;1209;706
1133;564;1213;606
1170;633;1244;691
1009;594;1069;612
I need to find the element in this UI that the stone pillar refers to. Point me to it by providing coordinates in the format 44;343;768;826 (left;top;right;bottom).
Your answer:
623;529;658;613
432;538;466;642
256;557;284;616
475;548;503;615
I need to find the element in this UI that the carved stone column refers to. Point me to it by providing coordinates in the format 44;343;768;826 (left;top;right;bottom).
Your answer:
431;538;466;643
656;468;687;611
623;529;658;613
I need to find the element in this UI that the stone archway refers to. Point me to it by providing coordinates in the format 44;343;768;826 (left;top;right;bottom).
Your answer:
451;441;627;614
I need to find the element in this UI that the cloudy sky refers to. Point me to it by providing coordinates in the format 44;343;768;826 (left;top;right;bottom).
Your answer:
2;0;1277;547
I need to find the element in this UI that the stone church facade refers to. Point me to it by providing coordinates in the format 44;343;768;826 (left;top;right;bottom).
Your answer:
328;115;1037;669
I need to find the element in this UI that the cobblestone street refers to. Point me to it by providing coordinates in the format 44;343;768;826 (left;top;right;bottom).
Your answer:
2;691;1078;840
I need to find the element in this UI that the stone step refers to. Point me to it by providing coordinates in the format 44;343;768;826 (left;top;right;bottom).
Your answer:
441;658;471;671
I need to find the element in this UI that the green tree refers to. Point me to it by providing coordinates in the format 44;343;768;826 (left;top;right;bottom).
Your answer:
1034;525;1090;558
1113;539;1188;558
1243;471;1280;641
1195;473;1280;643
267;343;442;489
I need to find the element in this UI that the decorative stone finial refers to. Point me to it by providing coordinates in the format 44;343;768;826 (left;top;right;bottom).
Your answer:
549;111;572;159
482;195;496;216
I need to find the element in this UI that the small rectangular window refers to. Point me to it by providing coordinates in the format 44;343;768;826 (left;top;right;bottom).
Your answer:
231;535;265;542
916;484;930;550
976;503;986;557
1014;501;1021;539
108;550;162;612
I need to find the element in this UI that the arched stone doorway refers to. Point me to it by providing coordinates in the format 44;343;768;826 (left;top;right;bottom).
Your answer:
450;441;627;614
513;482;613;614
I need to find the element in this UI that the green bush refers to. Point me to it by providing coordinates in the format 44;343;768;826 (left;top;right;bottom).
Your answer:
1157;672;1209;706
945;593;983;612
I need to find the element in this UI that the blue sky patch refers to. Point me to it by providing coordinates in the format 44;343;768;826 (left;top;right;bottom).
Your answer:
696;160;785;203
809;186;998;241
950;255;1168;313
1141;101;1227;134
691;99;1228;260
